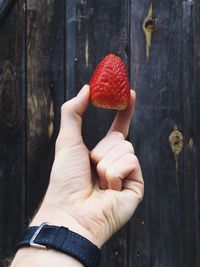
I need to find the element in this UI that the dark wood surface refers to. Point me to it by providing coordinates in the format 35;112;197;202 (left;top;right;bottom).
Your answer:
0;0;16;22
26;0;65;222
129;1;200;267
0;0;199;266
0;0;25;262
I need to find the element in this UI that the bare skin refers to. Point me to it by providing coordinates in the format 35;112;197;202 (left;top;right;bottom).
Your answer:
11;85;144;267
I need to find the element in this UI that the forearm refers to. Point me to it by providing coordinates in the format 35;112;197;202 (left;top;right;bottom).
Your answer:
11;248;83;267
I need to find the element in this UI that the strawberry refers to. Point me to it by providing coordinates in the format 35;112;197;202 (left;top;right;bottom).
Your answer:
90;54;130;110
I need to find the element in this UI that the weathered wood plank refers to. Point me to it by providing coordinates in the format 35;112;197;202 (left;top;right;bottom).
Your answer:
0;0;16;22
26;0;65;220
183;2;200;266
181;3;195;267
129;0;200;267
193;1;200;265
0;0;25;261
66;1;129;266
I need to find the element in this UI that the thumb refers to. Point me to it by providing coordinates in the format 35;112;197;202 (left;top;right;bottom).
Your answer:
59;85;90;145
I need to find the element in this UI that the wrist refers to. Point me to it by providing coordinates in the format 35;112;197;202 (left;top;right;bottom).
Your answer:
30;202;103;248
12;247;84;267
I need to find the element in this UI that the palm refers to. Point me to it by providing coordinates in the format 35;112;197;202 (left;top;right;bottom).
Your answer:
50;130;143;247
50;141;93;198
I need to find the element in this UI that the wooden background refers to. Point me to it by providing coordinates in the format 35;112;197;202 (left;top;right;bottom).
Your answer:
0;0;200;266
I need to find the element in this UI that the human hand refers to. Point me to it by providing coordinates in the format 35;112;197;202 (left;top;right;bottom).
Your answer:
31;85;144;248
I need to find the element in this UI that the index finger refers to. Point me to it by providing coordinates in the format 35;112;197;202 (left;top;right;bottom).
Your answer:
107;90;136;138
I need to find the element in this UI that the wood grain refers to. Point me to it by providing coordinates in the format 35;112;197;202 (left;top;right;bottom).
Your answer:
129;1;200;267
193;1;200;265
0;0;16;22
182;2;200;266
0;0;25;261
26;0;65;220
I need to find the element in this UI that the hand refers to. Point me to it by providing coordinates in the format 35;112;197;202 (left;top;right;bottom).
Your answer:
31;85;144;248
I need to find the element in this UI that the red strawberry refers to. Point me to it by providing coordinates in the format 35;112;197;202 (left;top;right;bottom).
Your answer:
90;54;130;110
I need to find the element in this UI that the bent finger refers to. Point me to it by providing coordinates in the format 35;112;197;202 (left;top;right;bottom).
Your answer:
96;140;134;189
90;131;125;165
105;153;143;194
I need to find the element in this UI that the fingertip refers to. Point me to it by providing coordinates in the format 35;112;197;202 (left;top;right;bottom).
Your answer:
74;84;90;116
61;84;90;122
128;89;136;109
122;89;136;117
131;89;136;101
77;84;90;97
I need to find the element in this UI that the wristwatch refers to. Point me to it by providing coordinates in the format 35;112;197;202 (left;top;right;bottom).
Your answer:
17;223;101;267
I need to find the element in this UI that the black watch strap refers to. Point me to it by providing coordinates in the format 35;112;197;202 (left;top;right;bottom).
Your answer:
17;223;101;267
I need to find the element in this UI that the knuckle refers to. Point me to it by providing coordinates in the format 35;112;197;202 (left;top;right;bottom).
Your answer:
128;153;139;165
106;167;119;181
136;188;144;203
61;101;72;114
90;149;100;164
121;140;134;153
105;168;113;180
61;102;68;113
111;131;124;140
96;161;106;176
127;181;144;203
138;183;145;202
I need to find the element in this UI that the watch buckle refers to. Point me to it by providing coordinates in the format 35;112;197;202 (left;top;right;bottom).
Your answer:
30;222;49;250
